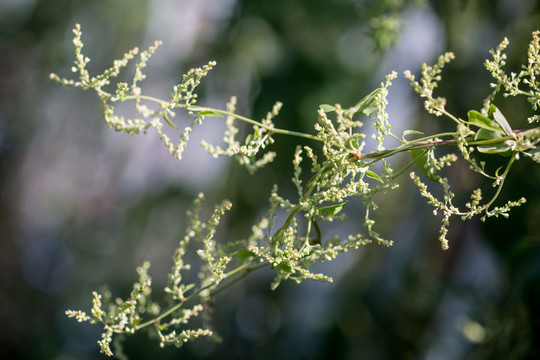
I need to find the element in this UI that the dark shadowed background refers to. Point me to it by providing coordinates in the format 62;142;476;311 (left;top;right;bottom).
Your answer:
1;0;539;359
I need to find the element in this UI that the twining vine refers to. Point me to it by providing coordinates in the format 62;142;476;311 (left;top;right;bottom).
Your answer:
51;24;539;357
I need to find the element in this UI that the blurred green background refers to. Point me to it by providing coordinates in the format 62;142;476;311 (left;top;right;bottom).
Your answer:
1;0;539;359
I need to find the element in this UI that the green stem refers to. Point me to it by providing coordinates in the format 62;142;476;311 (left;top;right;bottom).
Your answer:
96;86;539;159
130;94;168;104
361;131;530;163
96;86;321;142
208;261;269;297
361;133;455;163
271;161;334;246
485;153;516;209
188;106;321;142
391;154;422;180
135;260;268;331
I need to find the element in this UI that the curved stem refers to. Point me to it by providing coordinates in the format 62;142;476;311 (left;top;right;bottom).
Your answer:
96;86;322;142
485;153;516;210
188;106;321;142
95;85;538;158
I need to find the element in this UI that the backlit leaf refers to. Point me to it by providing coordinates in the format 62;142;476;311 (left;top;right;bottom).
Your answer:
353;88;381;115
366;170;384;183
319;104;336;113
475;128;513;155
317;202;347;217
236;249;256;260
467;110;505;134
198;110;224;117
489;104;513;135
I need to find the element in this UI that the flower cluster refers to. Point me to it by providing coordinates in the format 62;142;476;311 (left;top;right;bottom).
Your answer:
404;52;455;118
484;31;540;119
200;96;282;174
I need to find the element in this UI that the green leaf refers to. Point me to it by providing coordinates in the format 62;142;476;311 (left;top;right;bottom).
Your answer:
466;110;505;134
352;88;381;115
317;202;347;217
236;249;256;260
274;262;292;273
319;104;336;113
410;148;441;183
474;128;514;155
365;170;384;183
183;283;196;293
198;110;225;117
163;114;177;128
489;104;513;135
403;129;423;136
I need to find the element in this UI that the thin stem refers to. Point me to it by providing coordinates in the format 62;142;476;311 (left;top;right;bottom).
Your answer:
95;86;322;142
128;94;168;104
188;106;321;142
391;155;422;180
360;133;455;163
135;260;269;331
95;89;170;108
441;108;462;125
485;153;516;209
360;130;534;163
95;85;539;157
208;261;269;297
271;161;334;246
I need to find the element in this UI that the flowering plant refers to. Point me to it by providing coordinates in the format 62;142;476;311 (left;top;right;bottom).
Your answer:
51;25;539;357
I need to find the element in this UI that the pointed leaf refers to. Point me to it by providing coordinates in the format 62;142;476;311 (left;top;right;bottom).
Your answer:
403;130;424;136
365;170;384;183
318;202;347;217
198;110;225;117
319;104;336;113
489;104;513;135
353;88;381;115
236;249;256;260
467;110;505;134
163;115;177;128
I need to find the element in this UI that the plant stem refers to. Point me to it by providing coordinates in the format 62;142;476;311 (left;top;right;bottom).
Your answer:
485;153;516;209
188;106;321;142
134;260;269;331
95;86;539;159
361;130;538;163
